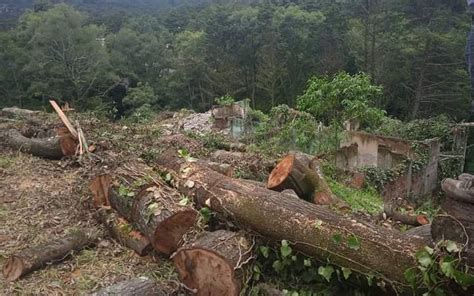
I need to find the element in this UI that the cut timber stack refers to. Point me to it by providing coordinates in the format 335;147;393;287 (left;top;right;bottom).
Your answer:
432;175;474;266
3;230;99;282
267;152;349;209
173;230;253;296
155;154;427;285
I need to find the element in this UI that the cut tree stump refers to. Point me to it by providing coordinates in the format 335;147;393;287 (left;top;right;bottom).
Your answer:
155;155;427;285
131;184;198;255
90;277;167;296
267;152;348;209
1;129;77;159
173;230;253;296
96;209;152;256
3;230;98;282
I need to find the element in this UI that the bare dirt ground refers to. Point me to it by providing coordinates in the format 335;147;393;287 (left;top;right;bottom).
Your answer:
0;115;184;295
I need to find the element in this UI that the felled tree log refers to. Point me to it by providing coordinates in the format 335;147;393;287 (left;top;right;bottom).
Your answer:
3;230;98;281
403;225;433;247
209;150;275;180
203;161;234;177
381;205;430;226
173;230;253;296
156;156;426;285
130;184;198;255
267;152;348;209
441;177;474;204
90;277;167;296
1;128;77;159
96;209;152;256
1;107;41;117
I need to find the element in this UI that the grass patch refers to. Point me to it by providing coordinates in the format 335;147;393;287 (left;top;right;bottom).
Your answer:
329;181;383;214
0;155;14;169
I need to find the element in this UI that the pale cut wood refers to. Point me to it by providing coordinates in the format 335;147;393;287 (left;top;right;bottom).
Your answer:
49;100;78;139
90;277;167;296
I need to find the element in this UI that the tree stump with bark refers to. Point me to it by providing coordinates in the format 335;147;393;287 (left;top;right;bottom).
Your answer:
172;230;253;296
3;230;99;282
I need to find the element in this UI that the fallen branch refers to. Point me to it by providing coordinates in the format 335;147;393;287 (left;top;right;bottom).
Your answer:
3;230;99;281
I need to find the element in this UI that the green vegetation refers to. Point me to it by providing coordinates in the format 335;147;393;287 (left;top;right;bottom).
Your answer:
328;181;383;215
0;1;470;121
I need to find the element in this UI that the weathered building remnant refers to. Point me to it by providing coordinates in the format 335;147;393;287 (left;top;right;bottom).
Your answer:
211;100;249;138
336;131;440;201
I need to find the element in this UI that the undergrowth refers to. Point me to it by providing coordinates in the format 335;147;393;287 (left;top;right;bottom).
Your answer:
328;181;383;215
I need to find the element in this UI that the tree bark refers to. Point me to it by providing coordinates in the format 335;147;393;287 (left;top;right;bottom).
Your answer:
1;107;41;117
403;225;433;247
130;184;198;255
381;205;430;226
96;209;152;256
267;153;348;209
155;157;427;285
1;129;76;159
3;230;98;282
172;230;253;296
90;277;167;296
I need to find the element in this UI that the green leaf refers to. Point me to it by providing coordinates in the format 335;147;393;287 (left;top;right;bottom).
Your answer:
440;256;456;278
342;267;352;280
404;268;417;288
280;240;292;258
446;240;460;253
318;265;335;282
165;173;172;182
416;250;433;267
179;197;190;206
453;270;474;287
259;246;270;258
347;235;360;250
424;246;434;255
304;259;312;267
332;233;342;245
313;220;323;229
272;260;283;272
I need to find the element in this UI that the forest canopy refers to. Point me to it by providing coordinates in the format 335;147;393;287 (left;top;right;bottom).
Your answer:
0;0;471;121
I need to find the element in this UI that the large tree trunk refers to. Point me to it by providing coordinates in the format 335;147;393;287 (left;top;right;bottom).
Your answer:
96;209;152;256
172;230;252;296
90;278;167;296
3;230;99;282
267;152;348;209
155;156;426;285
1;129;77;159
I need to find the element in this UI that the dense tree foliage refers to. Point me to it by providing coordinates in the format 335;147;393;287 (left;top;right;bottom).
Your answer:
0;0;471;121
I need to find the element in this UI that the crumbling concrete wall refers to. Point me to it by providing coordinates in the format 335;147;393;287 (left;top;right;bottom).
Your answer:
337;131;440;201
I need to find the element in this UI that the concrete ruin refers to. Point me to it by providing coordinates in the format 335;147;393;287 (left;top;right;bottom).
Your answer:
211;100;249;138
336;131;440;201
